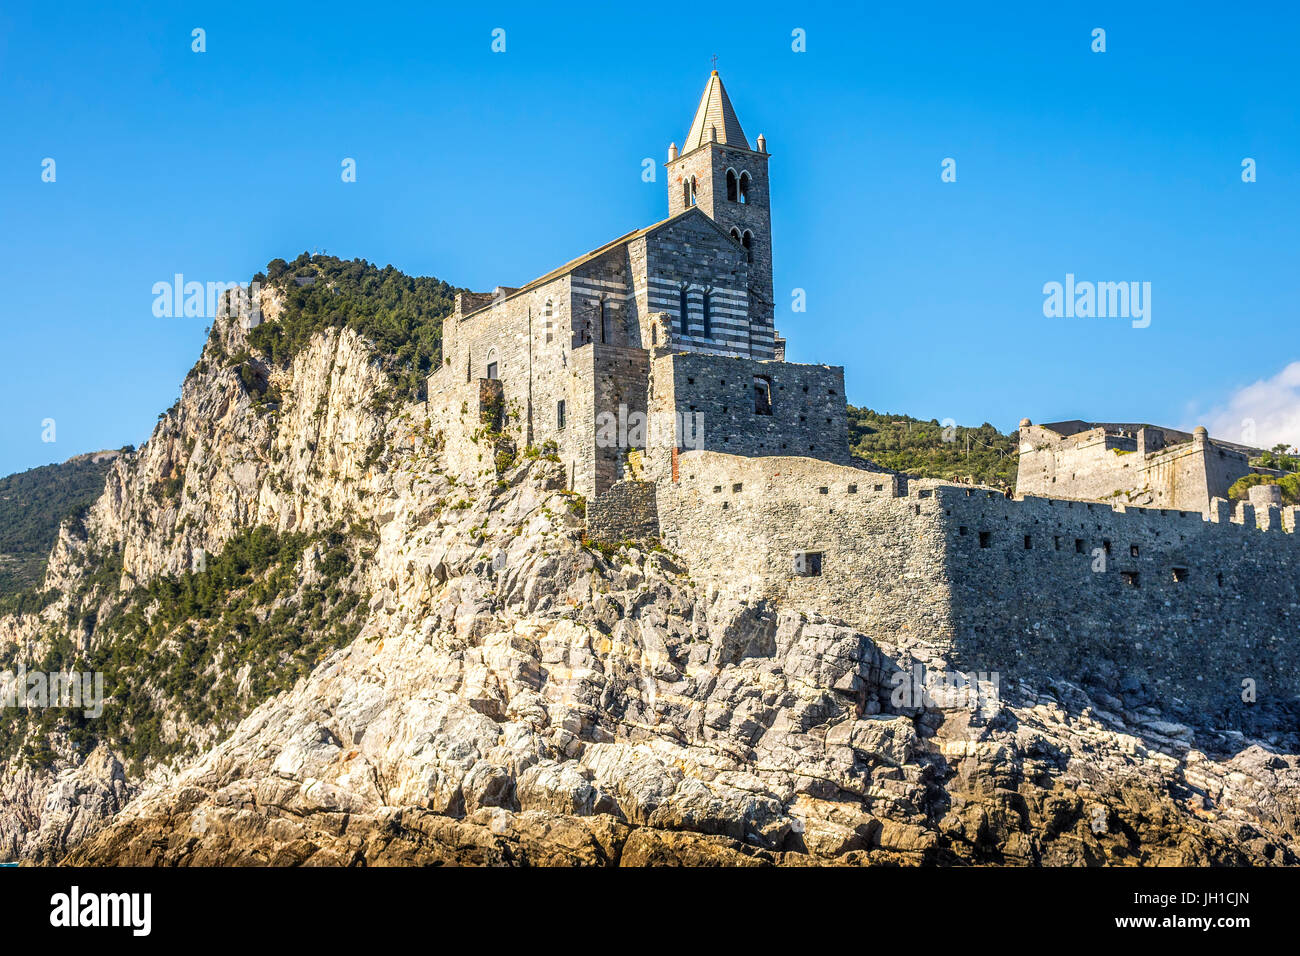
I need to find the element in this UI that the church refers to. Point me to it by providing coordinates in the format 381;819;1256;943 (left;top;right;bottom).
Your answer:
427;71;852;498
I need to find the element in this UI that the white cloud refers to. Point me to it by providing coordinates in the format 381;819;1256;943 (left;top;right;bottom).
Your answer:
1200;361;1300;451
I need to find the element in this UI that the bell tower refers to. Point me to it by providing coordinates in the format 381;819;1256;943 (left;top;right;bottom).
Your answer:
666;71;775;356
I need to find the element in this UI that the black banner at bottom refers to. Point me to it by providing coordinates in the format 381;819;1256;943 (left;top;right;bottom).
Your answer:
0;864;1286;944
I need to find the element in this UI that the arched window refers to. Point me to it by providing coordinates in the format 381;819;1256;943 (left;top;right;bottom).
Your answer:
687;176;697;206
738;171;750;204
702;287;712;338
754;376;773;416
729;227;741;242
485;348;499;380
726;169;738;202
543;298;553;343
599;298;611;344
741;230;753;263
678;284;690;336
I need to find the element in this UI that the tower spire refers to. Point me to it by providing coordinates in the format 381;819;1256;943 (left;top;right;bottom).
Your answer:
682;70;749;153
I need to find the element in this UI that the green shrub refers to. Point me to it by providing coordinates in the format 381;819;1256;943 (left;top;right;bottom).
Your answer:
244;253;459;401
1228;472;1300;504
847;407;1017;487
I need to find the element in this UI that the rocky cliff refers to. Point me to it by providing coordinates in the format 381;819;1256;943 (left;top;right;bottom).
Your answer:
59;452;1300;865
3;258;1299;866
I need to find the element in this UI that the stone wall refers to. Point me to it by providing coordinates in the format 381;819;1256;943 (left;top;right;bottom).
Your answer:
646;352;851;479
655;452;931;639
587;480;660;543
566;344;650;496
657;449;1300;729
1016;423;1254;512
936;486;1300;728
425;376;497;483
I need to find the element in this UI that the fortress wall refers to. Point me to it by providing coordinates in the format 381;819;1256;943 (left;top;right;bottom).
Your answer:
1203;443;1253;498
658;454;1300;725
656;452;948;645
934;487;1300;725
1018;428;1148;502
649;352;851;468
1017;424;1254;511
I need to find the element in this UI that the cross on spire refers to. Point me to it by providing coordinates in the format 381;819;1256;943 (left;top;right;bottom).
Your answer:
710;54;718;71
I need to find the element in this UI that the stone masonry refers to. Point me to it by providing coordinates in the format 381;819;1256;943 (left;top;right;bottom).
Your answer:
1015;419;1284;512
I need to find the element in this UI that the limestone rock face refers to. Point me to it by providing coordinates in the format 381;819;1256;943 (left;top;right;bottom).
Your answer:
5;302;1300;866
77;323;389;587
0;297;395;859
0;746;132;863
61;460;1300;866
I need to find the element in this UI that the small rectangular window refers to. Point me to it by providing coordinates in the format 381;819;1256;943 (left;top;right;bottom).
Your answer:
979;531;991;549
1075;539;1085;553
1102;539;1112;555
556;400;566;430
1121;571;1140;588
958;526;968;536
819;486;829;495
874;484;884;492
792;551;823;576
1053;536;1061;550
732;483;743;493
1172;567;1188;583
486;361;498;380
1130;544;1139;557
1023;535;1032;550
847;484;858;494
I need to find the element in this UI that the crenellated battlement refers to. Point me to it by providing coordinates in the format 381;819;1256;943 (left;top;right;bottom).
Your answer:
931;483;1300;540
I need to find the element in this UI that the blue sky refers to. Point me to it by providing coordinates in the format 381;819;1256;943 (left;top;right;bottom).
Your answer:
2;1;1298;475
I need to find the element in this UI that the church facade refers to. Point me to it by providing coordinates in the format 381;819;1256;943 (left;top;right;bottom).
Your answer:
427;71;851;498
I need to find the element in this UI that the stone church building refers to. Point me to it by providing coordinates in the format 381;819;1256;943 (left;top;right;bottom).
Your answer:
428;71;850;497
